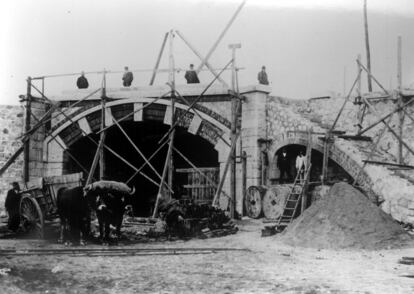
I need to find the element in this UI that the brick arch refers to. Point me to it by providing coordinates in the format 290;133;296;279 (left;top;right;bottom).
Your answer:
267;132;376;200
44;97;231;161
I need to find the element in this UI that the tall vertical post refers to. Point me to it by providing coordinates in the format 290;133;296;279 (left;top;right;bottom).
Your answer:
23;77;32;182
356;54;365;133
99;70;107;180
228;43;241;218
168;30;176;199
397;36;404;164
363;0;373;92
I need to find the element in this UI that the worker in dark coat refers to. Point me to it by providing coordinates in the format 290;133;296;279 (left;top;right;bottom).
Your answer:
277;148;291;183
76;71;89;89
257;65;269;85
184;64;200;84
5;182;21;232
122;66;134;87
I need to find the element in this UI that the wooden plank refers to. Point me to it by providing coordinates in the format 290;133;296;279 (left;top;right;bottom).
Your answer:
362;160;414;169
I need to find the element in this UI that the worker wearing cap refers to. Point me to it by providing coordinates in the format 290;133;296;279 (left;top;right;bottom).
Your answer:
258;65;269;85
122;66;134;87
184;64;200;84
76;71;89;89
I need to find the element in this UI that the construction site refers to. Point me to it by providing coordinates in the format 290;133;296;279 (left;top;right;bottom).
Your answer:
1;0;414;293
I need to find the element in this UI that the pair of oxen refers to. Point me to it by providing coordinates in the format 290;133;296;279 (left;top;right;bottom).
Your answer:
57;180;135;245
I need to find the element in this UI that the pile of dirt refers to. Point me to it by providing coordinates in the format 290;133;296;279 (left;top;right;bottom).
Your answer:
281;182;413;249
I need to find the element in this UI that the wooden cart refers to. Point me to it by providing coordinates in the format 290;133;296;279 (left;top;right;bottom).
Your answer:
19;172;83;238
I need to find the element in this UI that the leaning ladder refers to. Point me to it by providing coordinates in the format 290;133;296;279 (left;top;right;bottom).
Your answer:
274;163;312;232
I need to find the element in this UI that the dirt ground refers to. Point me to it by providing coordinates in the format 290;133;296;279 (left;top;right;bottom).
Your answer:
0;219;413;294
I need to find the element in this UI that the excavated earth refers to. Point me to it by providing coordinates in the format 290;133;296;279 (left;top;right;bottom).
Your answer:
281;182;414;250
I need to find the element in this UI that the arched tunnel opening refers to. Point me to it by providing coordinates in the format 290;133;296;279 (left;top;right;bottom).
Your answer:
63;121;219;216
270;144;354;185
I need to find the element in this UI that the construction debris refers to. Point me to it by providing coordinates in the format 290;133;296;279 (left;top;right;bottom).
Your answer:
123;201;237;240
280;182;413;249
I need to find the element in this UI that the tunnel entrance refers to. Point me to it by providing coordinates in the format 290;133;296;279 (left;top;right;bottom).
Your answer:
63;121;219;216
270;144;354;185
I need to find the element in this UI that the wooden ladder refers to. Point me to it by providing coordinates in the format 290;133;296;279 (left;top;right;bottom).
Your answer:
273;163;312;232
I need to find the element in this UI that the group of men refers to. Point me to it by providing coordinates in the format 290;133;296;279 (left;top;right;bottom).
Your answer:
76;64;270;89
277;149;308;183
76;66;134;89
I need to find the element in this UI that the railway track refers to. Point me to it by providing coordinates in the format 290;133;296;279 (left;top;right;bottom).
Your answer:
0;247;250;257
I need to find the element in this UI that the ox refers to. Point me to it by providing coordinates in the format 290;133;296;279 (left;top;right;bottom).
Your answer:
56;186;94;245
84;180;135;244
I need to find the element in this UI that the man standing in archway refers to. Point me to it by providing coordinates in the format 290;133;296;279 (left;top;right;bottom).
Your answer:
277;148;290;184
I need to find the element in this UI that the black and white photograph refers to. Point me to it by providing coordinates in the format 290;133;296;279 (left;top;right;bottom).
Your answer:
0;0;414;293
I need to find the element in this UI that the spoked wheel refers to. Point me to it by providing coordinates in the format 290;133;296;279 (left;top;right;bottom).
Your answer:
20;194;44;238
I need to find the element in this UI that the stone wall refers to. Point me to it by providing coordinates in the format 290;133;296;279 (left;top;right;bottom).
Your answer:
0;105;24;213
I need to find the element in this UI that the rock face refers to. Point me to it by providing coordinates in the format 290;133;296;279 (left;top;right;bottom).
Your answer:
0;105;24;212
281;182;412;250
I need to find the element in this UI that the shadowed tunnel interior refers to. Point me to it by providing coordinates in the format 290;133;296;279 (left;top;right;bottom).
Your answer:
271;144;354;184
63;121;219;216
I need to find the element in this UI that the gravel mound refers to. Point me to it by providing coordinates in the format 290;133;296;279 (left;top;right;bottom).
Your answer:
281;182;413;249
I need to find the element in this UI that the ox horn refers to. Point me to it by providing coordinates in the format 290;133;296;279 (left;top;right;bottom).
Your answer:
129;186;136;195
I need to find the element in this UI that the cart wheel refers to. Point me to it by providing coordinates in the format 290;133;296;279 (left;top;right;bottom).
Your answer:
20;194;44;238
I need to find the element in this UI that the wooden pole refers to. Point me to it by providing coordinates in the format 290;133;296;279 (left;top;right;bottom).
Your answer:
363;0;373;92
397;36;404;164
353;116;392;186
168;30;176;199
126;138;170;185
361;96;414;157
152;132;175;217
212;132;240;207
356;54;365;133
175;30;228;87
228;43;241;218
99;71;106;180
357;97;414;136
302;127;312;213
86;132;106;186
158;59;233;144
241;150;247;215
196;0;246;74
149;32;169;85
23;77;32;182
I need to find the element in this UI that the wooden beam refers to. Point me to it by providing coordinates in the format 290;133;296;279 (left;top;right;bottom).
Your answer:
86;132;106;186
149;32;169;85
357;97;414;135
99;72;106;180
361;96;414;157
175;30;228;87
353;116;392;185
362;160;414;169
357;60;389;95
0;146;24;177
23;77;32;182
112;116;173;193
152;130;175;218
126;138;170;185
363;0;373;92
397;36;404;164
158;59;233;144
212;131;241;207
196;0;246;74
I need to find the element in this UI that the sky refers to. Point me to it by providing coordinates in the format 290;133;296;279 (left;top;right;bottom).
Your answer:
1;0;413;105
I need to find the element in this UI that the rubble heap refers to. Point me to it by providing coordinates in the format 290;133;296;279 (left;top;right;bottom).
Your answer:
281;182;413;249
